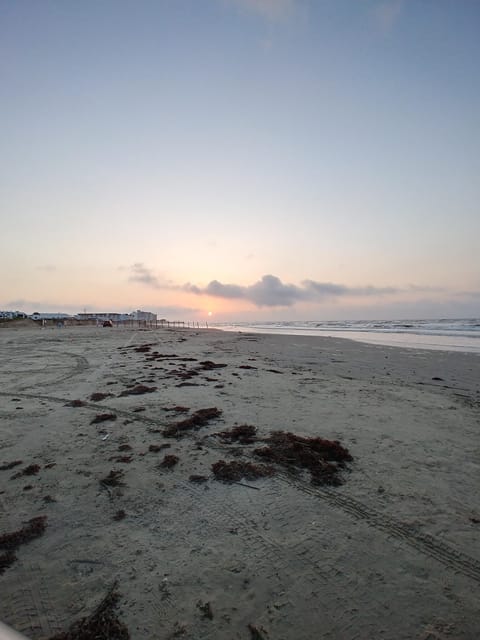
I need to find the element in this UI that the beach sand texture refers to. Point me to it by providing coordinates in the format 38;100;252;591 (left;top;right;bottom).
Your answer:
0;326;479;640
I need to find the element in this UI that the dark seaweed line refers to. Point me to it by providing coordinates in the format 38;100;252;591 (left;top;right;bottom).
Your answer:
0;391;165;429
278;473;480;584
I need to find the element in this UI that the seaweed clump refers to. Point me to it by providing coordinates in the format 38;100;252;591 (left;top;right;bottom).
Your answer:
67;399;85;407
49;582;130;640
0;460;23;471
12;464;41;479
211;460;274;483
197;601;213;620
0;515;48;575
149;444;171;453
189;475;208;484
248;624;267;640
164;407;222;438
90;393;113;402
159;454;179;469
91;413;117;424
163;406;190;413
217;425;257;445
109;455;133;464
119;385;157;397
0;550;16;574
198;361;227;370
254;431;352;486
100;470;125;488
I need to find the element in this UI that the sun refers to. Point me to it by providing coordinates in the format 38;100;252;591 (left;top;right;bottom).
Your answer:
208;311;213;316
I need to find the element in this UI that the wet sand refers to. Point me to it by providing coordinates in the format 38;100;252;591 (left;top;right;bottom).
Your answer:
0;325;479;639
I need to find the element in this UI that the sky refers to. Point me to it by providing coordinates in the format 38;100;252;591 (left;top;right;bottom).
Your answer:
1;0;479;321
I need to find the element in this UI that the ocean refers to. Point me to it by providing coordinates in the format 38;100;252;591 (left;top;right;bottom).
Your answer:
213;318;480;354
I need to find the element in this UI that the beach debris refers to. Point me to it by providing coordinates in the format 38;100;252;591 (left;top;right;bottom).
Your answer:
134;345;152;353
248;623;267;639
67;399;85;407
238;365;257;370
164;407;222;438
132;407;146;412
48;581;130;640
45;462;56;469
170;622;187;637
119;384;157;396
0;550;16;575
0;515;48;575
113;510;126;521
235;482;260;490
163;405;190;413
216;425;257;445
100;470;125;488
432;376;444;381
23;485;33;491
266;369;283;374
197;601;213;620
198;360;227;370
91;413;117;424
90;392;113;402
160;454;179;468
118;444;132;451
254;431;352;486
149;444;171;453
189;475;208;484
211;460;274;483
43;495;57;503
12;463;41;479
0;460;23;471
109;455;133;464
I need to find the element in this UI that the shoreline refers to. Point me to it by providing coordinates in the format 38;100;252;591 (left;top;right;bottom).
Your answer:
215;323;480;354
1;326;479;639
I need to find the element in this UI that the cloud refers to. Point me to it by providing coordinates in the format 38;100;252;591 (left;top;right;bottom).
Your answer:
304;281;400;298
184;274;404;307
225;0;297;22
373;0;403;36
127;267;450;309
129;263;162;289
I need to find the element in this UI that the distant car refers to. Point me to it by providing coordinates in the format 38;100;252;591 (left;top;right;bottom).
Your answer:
102;320;113;327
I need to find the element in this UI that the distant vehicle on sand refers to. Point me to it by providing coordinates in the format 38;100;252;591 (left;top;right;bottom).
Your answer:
102;320;113;327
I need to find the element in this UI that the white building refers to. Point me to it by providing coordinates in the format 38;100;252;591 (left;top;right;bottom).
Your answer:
0;310;27;319
30;312;73;321
76;310;157;323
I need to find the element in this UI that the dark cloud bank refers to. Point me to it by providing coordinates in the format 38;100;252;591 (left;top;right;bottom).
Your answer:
184;275;401;307
129;265;418;308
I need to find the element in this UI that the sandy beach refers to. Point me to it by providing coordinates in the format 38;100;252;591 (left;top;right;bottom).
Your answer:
0;324;479;640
